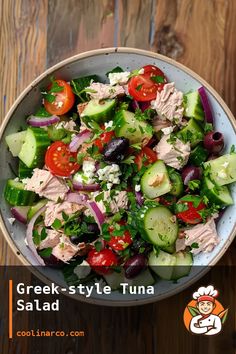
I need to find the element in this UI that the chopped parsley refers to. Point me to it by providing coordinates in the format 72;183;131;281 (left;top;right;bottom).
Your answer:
151;75;165;84
52;218;62;230
38;247;53;257
135;84;143;91
191;242;199;249
188;179;201;191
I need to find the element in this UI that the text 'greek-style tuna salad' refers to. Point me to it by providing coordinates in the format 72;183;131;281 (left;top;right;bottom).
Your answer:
4;64;236;288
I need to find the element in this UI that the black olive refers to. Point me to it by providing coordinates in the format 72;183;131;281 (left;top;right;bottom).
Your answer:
124;254;147;279
41;254;63;268
70;223;100;244
103;137;129;163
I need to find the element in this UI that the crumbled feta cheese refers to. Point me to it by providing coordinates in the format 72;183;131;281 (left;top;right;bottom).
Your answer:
135;184;141;192
104;120;113;129
74;260;91;279
14;177;19;182
108;71;130;86
21;178;29;184
55;120;77;131
74;160;96;184
161;126;174;135
97;164;121;189
138;68;145;74
7;217;15;225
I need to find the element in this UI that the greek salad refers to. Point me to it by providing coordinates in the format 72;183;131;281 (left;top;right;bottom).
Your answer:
4;64;236;289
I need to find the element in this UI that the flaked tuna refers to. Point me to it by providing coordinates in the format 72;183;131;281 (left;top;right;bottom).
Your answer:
24;168;68;202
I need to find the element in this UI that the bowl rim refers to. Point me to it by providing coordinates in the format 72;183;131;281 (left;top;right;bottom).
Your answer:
1;47;236;306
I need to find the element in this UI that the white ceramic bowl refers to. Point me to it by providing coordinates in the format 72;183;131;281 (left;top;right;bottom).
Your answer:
1;48;236;306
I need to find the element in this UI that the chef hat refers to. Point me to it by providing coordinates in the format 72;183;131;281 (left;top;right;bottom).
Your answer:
193;285;218;303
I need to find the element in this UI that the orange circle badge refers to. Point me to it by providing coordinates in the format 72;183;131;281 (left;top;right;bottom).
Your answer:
183;285;228;335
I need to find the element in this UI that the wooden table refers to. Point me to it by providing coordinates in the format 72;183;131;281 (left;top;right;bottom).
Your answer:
1;1;236;353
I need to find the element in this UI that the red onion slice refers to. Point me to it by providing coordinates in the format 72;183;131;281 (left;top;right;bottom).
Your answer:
27;115;60;127
11;206;30;224
198;86;214;124
87;201;105;231
72;181;100;192
66;192;89;204
69;129;91;152
139;101;151;112
26;206;46;266
135;191;144;206
131;100;140;111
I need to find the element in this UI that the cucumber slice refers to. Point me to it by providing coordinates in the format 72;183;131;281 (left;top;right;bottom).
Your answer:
47;126;67;141
148;250;177;280
5;131;27;157
104;268;155;290
141;206;178;249
141;160;171;198
4;179;36;206
103;271;124;290
189;144;208;166
128;269;155;287
178;118;204;147
18;161;34;178
184;91;204;121
171;251;193;280
18;127;50;168
27;199;48;220
114;110;152;144
204;153;236;186
167;168;184;197
202;177;233;206
81;99;116;124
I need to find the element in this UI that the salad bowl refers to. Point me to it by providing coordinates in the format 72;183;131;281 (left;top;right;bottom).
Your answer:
0;47;236;306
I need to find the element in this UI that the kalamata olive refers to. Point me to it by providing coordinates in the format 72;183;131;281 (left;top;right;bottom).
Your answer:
70;235;81;244
42;254;63;268
204;131;224;154
87;223;100;234
181;166;202;185
124;254;147;279
103;137;129;163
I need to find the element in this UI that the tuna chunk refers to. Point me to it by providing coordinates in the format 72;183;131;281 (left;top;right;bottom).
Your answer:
77;102;88;116
44;201;85;227
52;235;82;262
154;134;190;170
38;229;61;250
90;190;129;215
152;117;172;133
24;169;68;202
151;82;184;123
184;218;220;255
84;82;125;100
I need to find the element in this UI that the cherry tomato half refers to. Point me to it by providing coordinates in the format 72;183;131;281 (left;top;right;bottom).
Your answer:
176;197;206;225
45;141;80;177
44;79;75;115
87;249;118;275
128;65;167;102
108;223;133;251
94;126;115;152
134;146;158;170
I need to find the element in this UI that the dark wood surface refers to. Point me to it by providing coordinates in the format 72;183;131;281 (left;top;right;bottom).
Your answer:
1;1;236;353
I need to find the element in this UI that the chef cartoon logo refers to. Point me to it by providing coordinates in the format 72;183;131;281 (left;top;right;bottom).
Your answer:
183;285;228;335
